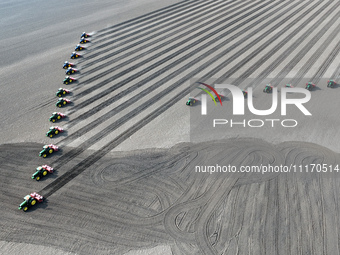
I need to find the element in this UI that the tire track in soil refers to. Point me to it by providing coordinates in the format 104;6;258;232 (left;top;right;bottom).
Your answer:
89;0;227;51
95;0;206;35
72;0;272;100
212;0;335;86
230;2;340;88
53;1;293;146
79;0;246;77
60;0;297;134
82;0;243;65
41;1;319;199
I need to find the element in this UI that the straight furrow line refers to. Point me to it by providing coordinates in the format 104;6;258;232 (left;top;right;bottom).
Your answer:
93;0;223;46
231;2;340;87
288;17;340;85
80;0;249;75
61;1;298;134
311;38;340;83
70;1;290;113
39;0;335;199
209;0;330;85
80;0;269;84
96;0;202;34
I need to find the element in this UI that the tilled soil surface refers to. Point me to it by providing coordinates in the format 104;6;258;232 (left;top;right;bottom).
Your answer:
1;139;340;254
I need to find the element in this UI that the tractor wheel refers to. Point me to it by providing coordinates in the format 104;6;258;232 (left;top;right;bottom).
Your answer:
49;149;53;154
49;134;53;138
63;101;67;105
36;176;41;181
55;130;59;134
52;119;56;122
72;70;74;73
80;47;82;50
58;94;62;97
58;104;62;107
76;55;78;58
43;170;48;176
31;199;36;206
57;116;61;120
190;102;192;106
65;82;68;85
70;80;73;83
63;91;66;94
23;206;28;212
42;154;47;158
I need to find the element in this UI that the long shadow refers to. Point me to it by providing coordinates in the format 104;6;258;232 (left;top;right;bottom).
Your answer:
306;86;322;92
326;82;339;89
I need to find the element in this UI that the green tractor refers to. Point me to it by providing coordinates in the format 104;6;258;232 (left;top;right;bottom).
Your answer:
46;126;63;138
18;192;44;212
39;144;59;158
32;165;54;181
327;80;336;88
186;97;198;106
263;84;273;93
49;112;66;123
56;98;71;108
305;82;316;91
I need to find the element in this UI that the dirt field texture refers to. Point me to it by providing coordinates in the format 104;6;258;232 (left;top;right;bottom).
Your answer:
1;0;340;254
